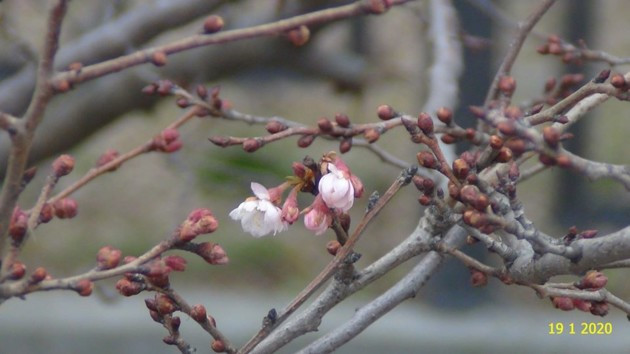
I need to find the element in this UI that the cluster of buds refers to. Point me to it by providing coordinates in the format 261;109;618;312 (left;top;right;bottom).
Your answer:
9;199;76;243
562;226;599;245
412;175;436;206
177;208;219;242
537;35;586;66
152;128;182;153
551;271;609;316
230;152;363;238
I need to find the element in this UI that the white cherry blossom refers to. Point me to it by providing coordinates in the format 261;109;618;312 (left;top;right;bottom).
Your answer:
229;182;288;237
318;164;354;212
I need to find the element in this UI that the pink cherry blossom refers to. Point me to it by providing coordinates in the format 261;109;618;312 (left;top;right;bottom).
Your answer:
304;195;333;235
229;182;288;238
318;164;354;211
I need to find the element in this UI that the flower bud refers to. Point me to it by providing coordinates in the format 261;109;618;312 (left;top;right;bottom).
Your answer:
97;246;122;270
489;135;503;150
418;195;431;206
176;98;190;108
142;83;157;95
297;135;315;148
543;126;560;148
30;267;48;284
590;302;609;317
544;77;557;93
473;194;489;212
203;15;224;34
578;270;607;290
436;107;452;125
610;73;626;89
9;261;26;280
52;154;75;177
364;128;380;143
149;310;161;323
495;147;513;163
465;128;476;141
243;138;261;152
178;209;219;242
339;138;352;153
9;206;27;242
439;133;456;145
459;185;479;204
594;69;611;84
170;316;181;331
448;182;459;199
74;279;93;297
266;120;287;134
335;113;350;127
191;304;207;323
211;340;226;353
145;298;158;311
196;242;229;265
416;151;436;169
54;198;78;219
164;255;187;272
377;105;396;120
96;149;119;170
53;79;71;93
572;299;591;312
151;51;168;67
22;166;38;184
552;297;574;311
417;112;434;134
364;0;391;14
209;136;231;147
498;76;516;96
470;269;487;287
452;159;470;179
463;209;485;228
555;154;571;168
156;294;177;315
326;240;341;256
317;117;333;132
115;278;145;296
287;25;310;46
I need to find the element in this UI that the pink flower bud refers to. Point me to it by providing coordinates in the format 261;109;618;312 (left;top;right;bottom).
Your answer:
572;299;592;312
304;195;333;235
179;208;219;242
164;255;187;272
552;297;575;311
54;198;78;219
116;278;144;296
153;128;182;153
74;279;93;297
470;269;488;287
96;246;122;270
203;15;224;34
578;270;607;290
9;261;26;280
96;149;120;170
590;302;609;317
281;188;300;224
52;154;75;177
39;203;54;223
191;304;207;323
30;267;48;284
196;242;229;265
9;206;28;242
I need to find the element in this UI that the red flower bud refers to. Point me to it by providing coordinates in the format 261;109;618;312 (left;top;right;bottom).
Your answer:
196;242;229;265
590;301;609;317
495;147;513;163
74;279;93;297
52;154;75;177
54;198;78;219
417;112;434;134
156;294;177;315
610;73;626;89
317;117;333;132
151;51;168;67
416;151;436;169
498;76;516;96
191;304;208;323
335;113;350;127
265;120;287;134
287;25;310;46
211;340;226;353
552;297;574;311
96;149;119;170
30;267;48;284
572;299;591;312
145;298;158;311
339;138;352;153
489;135;503;150
452;159;470;179
9;206;28;242
326;240;341;256
418;194;431;206
96;246;122;270
543;126;560;148
164;255;187;272
153;128;182;153
578;270;607;290
203;15;224;34
364;129;380;143
436;107;452;125
9;261;26;280
470;269;488;287
377;105;396;120
297;135;315;148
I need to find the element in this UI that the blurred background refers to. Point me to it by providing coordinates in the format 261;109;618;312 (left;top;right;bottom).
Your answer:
0;0;629;352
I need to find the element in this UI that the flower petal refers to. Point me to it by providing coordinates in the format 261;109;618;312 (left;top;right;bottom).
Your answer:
250;182;270;200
